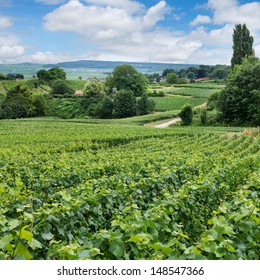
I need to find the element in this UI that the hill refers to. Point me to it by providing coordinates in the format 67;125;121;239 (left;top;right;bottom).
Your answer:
43;60;198;73
0;60;199;79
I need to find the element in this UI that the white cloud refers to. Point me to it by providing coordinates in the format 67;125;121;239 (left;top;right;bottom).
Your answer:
189;25;234;47
0;32;25;63
3;0;259;65
28;51;81;63
84;0;144;13
0;16;12;29
190;15;211;26
42;0;202;63
207;0;260;31
0;45;24;59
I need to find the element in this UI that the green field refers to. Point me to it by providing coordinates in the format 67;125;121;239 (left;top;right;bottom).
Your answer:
0;119;259;260
151;96;206;111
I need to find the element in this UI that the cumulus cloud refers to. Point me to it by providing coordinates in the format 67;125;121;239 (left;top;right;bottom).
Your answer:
84;0;144;13
190;15;211;26
207;0;260;31
42;0;201;63
0;45;24;59
0;32;25;63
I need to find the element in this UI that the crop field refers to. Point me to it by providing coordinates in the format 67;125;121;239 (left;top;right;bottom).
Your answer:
0;119;259;260
151;96;206;111
149;86;219;98
66;80;87;91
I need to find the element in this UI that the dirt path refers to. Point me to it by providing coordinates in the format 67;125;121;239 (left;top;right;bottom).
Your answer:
154;117;181;128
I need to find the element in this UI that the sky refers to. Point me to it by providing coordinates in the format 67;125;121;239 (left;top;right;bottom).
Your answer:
0;0;260;65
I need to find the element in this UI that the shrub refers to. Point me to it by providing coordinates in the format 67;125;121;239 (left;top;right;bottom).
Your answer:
179;104;193;125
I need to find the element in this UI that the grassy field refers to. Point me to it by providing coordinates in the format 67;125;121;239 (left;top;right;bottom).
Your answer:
151;96;206;111
0;118;259;260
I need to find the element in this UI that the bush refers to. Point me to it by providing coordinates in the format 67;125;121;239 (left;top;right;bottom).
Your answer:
1;85;34;119
179;104;193;125
200;108;207;125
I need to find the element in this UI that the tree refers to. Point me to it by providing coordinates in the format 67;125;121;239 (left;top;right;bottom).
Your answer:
37;69;51;82
48;67;66;81
162;68;176;77
51;80;74;96
231;24;254;68
217;57;260;125
32;94;47;117
136;94;155;115
84;78;104;98
114;90;136;118
37;67;66;84
166;72;178;84
98;96;114;118
106;64;147;96
179;104;193;125
2;85;34;119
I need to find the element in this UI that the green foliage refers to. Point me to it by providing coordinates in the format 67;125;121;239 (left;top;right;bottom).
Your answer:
84;78;105;98
32;94;47;117
200;108;207;125
217;57;260;125
107;64;147;96
51;80;74;96
231;24;254;68
1;85;34;119
179;104;193;125
98;96;114;119
114;90;136;118
136;94;155;116
37;67;66;84
166;72;178;84
46;98;83;119
0;119;259;260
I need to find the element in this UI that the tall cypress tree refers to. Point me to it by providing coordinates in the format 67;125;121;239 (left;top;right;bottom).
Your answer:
231;24;254;68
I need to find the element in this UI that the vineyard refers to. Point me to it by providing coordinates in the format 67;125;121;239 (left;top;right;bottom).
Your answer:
150;96;206;111
0;119;259;260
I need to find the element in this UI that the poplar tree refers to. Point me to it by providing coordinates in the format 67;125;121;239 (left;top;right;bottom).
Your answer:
231;24;254;68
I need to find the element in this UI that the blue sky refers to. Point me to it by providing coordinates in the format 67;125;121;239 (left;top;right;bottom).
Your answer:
0;0;259;65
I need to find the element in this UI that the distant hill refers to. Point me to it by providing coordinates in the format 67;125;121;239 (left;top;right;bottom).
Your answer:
0;60;199;79
43;60;198;72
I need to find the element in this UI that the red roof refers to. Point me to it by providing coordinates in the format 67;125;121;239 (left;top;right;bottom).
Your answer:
75;90;84;95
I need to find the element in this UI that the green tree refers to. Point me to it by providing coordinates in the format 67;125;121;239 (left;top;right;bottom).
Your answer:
37;69;51;82
51;80;74;96
84;78;104;98
166;72;178;84
48;67;66;81
179;104;193;125
136;94;155;115
107;64;147;96
37;67;66;84
231;24;254;68
2;85;34;119
114;90;136;118
98;96;114;118
32;94;47;116
217;57;260;125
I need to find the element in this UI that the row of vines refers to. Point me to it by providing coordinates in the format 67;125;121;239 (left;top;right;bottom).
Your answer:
0;121;259;260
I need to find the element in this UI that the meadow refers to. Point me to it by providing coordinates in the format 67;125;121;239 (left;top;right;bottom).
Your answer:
0;118;259;260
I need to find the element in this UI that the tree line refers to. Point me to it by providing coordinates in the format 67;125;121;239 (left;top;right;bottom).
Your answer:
0;23;259;125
